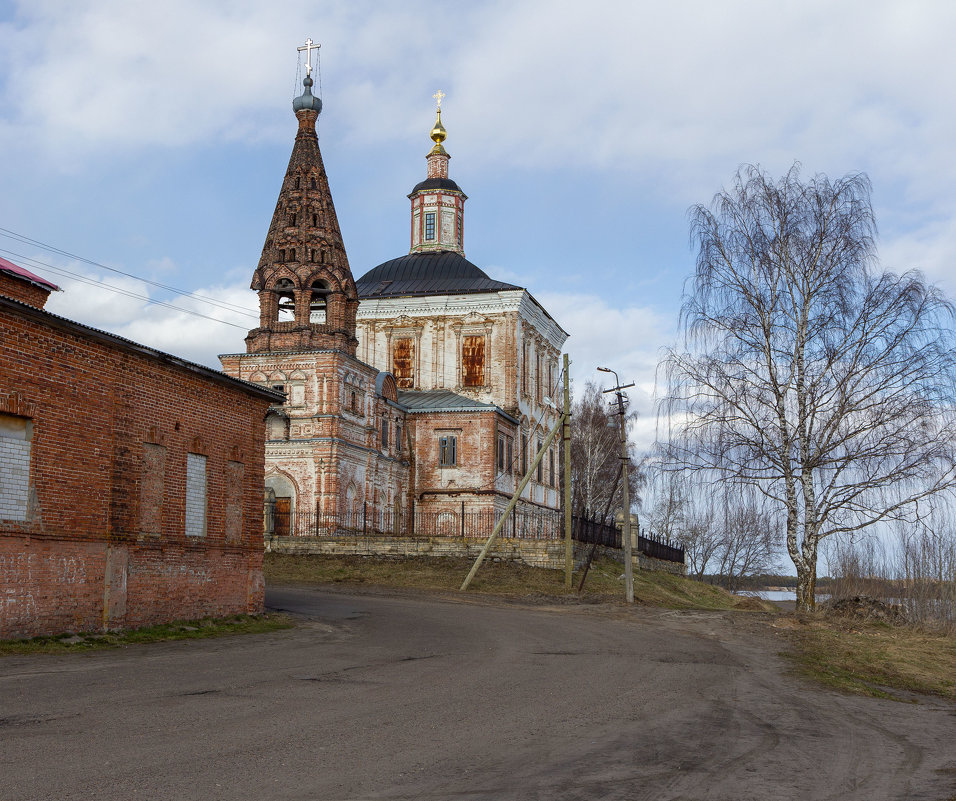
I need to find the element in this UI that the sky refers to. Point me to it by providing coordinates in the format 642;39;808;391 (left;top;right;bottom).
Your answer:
3;0;956;455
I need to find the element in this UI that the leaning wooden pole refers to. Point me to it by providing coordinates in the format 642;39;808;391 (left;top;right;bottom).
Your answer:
563;354;573;591
460;414;566;592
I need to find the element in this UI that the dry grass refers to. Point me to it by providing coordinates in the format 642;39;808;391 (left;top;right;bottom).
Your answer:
0;613;293;656
780;615;956;701
263;552;776;612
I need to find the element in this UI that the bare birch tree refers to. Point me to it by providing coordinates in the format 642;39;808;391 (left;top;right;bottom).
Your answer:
661;164;956;611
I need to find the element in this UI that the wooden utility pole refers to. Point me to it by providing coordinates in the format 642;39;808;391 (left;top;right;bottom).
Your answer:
563;353;573;591
598;367;635;604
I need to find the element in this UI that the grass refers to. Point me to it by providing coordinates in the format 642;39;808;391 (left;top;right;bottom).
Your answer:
263;552;776;611
780;615;956;701
0;613;294;656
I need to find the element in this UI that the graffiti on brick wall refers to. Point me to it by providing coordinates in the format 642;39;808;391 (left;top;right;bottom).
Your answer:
126;562;211;582
0;552;90;624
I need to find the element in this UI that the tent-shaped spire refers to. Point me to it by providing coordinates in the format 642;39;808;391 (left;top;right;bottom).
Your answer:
246;60;358;355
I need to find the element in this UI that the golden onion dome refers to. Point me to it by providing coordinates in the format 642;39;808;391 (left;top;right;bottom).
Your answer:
430;109;447;144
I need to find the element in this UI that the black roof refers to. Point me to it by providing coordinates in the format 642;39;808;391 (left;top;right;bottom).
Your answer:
408;177;465;196
356;251;521;298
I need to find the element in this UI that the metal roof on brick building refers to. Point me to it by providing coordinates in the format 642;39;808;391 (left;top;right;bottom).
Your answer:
397;389;519;424
356;251;521;298
0;256;59;291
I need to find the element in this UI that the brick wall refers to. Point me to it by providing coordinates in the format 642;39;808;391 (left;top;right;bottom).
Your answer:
264;535;685;575
0;297;275;638
0;273;51;309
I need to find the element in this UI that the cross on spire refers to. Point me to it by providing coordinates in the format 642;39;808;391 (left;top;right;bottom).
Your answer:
433;89;445;110
298;37;320;76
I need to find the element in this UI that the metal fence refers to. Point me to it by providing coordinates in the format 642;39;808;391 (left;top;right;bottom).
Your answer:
265;502;684;564
572;514;685;565
264;501;562;541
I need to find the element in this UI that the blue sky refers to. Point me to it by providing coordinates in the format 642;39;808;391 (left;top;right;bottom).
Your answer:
3;0;956;451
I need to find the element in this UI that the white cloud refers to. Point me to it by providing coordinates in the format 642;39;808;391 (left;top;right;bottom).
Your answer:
43;263;254;368
537;290;673;452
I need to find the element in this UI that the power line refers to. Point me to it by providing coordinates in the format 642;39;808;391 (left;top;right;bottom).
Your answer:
0;227;259;318
0;248;251;330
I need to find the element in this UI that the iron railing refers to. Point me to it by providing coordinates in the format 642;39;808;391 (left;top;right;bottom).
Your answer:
264;502;562;541
264;503;684;563
572;514;685;565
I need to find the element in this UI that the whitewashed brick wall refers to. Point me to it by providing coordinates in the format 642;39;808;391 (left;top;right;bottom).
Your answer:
185;453;207;537
0;437;31;521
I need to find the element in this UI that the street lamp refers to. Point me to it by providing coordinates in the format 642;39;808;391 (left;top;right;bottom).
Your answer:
598;366;635;604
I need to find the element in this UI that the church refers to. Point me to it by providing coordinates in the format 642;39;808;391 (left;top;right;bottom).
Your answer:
220;50;568;540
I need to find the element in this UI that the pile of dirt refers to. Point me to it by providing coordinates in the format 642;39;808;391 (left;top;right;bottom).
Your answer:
732;595;766;611
823;595;909;625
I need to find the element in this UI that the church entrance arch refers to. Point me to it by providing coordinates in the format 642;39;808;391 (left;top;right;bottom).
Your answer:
265;471;297;536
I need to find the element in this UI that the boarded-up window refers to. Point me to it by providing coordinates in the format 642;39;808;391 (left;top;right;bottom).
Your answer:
393;338;414;388
185;453;207;537
462;335;485;387
139;443;165;536
439;435;457;467
0;413;31;521
521;341;529;395
224;460;244;543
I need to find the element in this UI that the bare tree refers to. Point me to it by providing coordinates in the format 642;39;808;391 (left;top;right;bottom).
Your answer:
714;491;781;592
570;381;643;522
679;495;721;580
661;164;956;611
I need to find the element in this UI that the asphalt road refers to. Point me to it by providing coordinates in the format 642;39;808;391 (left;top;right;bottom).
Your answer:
1;586;955;800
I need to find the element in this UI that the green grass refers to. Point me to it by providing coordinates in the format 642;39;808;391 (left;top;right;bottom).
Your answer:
0;613;294;656
780;616;956;701
263;552;777;611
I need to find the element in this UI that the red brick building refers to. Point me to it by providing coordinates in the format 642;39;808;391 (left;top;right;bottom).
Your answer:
0;264;281;638
221;60;567;540
219;70;410;535
355;106;569;523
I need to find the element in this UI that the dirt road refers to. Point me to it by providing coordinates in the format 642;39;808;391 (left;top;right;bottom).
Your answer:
1;586;954;800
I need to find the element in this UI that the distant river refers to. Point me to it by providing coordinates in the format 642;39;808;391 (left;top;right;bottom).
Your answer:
741;589;830;602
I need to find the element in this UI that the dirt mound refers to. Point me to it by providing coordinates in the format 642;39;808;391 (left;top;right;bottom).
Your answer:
733;596;766;611
823;595;908;625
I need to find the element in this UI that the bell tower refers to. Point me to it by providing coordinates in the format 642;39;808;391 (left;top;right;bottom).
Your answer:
246;40;358;356
408;91;467;256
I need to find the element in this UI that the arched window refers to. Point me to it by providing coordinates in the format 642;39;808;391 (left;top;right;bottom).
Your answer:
310;177;317;190
274;278;295;322
309;279;329;323
295;177;301;190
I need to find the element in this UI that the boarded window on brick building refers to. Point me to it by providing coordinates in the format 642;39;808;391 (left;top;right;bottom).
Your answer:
439;435;457;467
185;453;207;537
139;443;165;536
462;335;485;387
521;341;529;395
224;460;244;543
0;413;32;522
392;338;414;388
